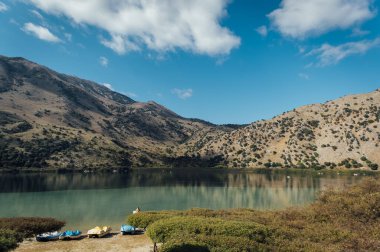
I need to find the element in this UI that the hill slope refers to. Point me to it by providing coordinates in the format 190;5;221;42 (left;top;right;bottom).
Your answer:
0;55;379;170
0;56;232;169
187;90;380;170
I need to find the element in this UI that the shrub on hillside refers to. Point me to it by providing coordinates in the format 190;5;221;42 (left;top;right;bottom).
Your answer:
369;163;378;170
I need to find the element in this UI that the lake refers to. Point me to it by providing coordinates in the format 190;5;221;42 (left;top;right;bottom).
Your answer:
0;168;368;231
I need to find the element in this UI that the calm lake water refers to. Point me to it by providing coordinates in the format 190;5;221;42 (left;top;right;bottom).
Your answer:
0;169;368;230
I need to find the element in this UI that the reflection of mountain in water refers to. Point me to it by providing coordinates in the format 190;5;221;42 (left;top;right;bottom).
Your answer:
0;185;317;230
0;169;362;193
0;170;365;230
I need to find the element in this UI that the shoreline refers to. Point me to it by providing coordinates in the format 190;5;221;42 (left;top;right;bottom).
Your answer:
0;166;378;175
15;233;153;252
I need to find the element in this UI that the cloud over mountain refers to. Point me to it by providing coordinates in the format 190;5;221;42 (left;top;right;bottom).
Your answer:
172;88;193;99
308;37;380;66
22;22;61;43
29;0;240;56
269;0;375;38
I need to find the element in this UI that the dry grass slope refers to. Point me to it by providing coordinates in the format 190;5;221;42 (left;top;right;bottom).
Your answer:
188;90;380;170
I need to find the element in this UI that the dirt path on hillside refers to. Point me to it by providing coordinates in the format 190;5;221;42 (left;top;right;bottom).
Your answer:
15;233;153;252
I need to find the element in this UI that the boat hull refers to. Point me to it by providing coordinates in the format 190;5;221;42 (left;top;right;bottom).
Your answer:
59;235;82;240
88;231;110;238
36;235;60;242
87;226;112;238
121;231;135;235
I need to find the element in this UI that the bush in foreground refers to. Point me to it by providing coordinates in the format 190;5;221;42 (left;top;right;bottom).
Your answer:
127;212;176;229
159;236;209;252
127;178;380;251
0;229;23;252
160;234;268;252
147;216;272;244
0;217;65;252
0;217;65;238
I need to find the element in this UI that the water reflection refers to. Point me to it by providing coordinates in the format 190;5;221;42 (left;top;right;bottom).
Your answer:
0;169;366;230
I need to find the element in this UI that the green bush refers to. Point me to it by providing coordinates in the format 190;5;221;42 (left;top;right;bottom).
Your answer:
147;216;272;244
0;217;65;238
127;209;217;227
127;212;176;228
160;236;209;252
159;234;269;252
0;229;23;252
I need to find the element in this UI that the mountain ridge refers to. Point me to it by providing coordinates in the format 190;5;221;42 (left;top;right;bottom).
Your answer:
0;55;379;170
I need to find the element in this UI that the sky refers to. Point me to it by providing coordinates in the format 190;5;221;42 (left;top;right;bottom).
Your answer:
0;0;380;124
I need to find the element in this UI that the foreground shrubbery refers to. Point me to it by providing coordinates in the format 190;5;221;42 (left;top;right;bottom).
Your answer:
159;234;267;252
0;217;65;238
147;216;272;243
0;229;23;252
127;211;176;229
127;178;380;251
0;217;65;252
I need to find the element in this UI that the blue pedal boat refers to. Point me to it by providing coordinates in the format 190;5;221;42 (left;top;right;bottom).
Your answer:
120;225;135;235
59;230;82;240
36;231;62;242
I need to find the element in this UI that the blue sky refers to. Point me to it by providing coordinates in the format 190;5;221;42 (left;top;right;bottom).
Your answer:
1;0;380;124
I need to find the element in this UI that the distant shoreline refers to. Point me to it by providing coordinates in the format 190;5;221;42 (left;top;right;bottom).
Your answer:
0;166;378;175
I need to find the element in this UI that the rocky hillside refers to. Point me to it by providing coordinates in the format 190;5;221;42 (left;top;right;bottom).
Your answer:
187;90;380;170
0;55;379;170
0;55;233;169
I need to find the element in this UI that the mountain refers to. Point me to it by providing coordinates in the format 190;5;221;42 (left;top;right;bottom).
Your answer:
0;55;233;170
188;90;380;170
0;55;379;170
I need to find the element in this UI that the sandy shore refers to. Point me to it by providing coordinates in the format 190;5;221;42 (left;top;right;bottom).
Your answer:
15;233;154;252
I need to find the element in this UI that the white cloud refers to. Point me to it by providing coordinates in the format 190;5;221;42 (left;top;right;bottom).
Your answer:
124;92;137;98
99;56;108;67
102;83;113;90
30;10;43;19
256;26;268;37
100;34;140;54
172;88;193;100
29;0;240;56
298;73;310;80
351;27;370;37
307;38;380;66
0;2;8;12
9;19;19;26
268;0;375;39
22;22;61;43
64;33;72;42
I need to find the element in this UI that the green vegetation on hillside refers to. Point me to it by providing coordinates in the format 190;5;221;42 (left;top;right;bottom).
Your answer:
0;115;132;170
127;178;380;251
